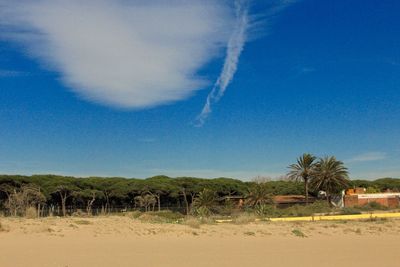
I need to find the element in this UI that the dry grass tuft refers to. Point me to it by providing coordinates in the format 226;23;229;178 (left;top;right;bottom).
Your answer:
138;213;158;223
292;229;307;238
198;216;216;225
25;207;38;219
72;209;88;217
343;228;362;235
127;211;142;219
0;222;10;232
184;217;201;229
74;220;92;225
137;211;183;224
244;231;256;236
69;223;79;229
232;213;257;224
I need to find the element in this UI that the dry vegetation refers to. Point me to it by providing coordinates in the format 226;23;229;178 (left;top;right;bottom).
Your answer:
1;214;400;267
1;212;400;237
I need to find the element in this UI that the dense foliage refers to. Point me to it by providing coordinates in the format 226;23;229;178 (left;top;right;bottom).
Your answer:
0;174;398;217
350;178;400;192
0;174;303;216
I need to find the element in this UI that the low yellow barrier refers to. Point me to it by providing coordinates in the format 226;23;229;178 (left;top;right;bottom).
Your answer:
215;212;400;223
269;212;400;222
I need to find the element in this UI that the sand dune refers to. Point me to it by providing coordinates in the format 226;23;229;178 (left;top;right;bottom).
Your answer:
1;216;399;267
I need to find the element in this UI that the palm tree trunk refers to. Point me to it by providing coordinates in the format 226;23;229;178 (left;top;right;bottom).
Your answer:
304;178;309;205
326;190;331;206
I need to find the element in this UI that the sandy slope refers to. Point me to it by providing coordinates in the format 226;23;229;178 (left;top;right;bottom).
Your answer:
0;216;399;267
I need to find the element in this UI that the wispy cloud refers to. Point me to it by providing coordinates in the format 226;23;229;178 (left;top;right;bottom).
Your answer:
0;0;235;109
348;152;387;163
195;0;249;126
0;69;26;77
299;67;316;74
195;0;296;126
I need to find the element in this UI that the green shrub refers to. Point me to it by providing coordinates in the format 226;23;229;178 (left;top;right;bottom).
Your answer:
365;187;380;193
359;202;388;211
151;210;183;221
248;201;332;218
254;204;276;217
340;208;362;215
292;229;307;238
192;206;212;217
128;210;142;219
279;201;331;217
214;199;236;216
284;205;310;217
305;201;332;214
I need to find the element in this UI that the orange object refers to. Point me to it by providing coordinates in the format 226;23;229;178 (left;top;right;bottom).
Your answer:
346;189;355;195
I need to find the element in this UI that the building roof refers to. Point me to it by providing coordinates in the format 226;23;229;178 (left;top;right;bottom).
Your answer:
273;195;316;204
219;194;316;204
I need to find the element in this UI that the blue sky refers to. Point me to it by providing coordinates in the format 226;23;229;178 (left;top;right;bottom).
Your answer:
0;0;399;180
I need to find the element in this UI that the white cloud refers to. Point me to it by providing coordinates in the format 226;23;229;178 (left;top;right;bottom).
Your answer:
0;0;235;108
348;152;387;163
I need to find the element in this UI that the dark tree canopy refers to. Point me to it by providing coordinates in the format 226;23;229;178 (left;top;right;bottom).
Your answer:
0;174;398;216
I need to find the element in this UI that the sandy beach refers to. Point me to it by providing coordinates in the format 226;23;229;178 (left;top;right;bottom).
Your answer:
1;216;399;267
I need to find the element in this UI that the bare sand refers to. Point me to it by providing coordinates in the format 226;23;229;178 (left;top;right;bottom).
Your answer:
1;216;399;267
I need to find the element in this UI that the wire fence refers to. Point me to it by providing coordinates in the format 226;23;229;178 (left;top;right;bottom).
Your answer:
0;205;191;217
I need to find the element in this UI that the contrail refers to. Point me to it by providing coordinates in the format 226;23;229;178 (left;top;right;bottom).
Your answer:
195;0;249;126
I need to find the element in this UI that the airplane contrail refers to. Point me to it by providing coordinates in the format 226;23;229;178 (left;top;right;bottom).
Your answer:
195;0;249;126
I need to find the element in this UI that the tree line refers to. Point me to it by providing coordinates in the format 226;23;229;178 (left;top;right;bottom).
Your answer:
0;156;399;217
0;174;305;216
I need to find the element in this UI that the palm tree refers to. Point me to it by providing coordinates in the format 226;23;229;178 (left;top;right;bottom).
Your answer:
192;188;217;216
192;188;216;210
287;153;317;205
311;156;349;205
246;182;272;207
